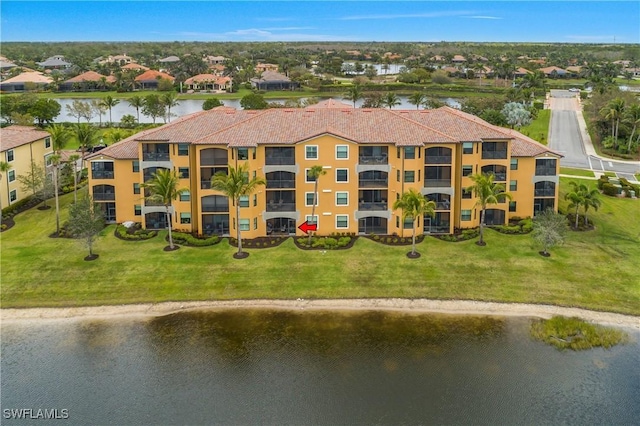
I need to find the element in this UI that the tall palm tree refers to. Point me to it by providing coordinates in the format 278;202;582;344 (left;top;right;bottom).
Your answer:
74;123;98;161
466;173;512;246
407;92;427;110
67;154;81;204
382;92;401;109
393;188;436;256
141;169;187;250
600;98;625;149
128;95;144;124
581;186;601;227
0;161;12;228
161;92;180;123
343;85;363;108
564;181;587;229
623;103;640;152
100;95;120;124
210;164;266;258
50;154;62;235
307;165;326;245
46;123;71;154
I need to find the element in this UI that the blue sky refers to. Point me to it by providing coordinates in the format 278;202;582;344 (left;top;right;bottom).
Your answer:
1;1;638;43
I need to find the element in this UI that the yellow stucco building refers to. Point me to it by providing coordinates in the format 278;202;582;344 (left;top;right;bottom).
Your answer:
0;125;53;209
86;102;561;238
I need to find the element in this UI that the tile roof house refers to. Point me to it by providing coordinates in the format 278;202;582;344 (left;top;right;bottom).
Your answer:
539;66;568;77
59;71;116;91
0;72;53;92
134;70;175;90
37;55;72;69
255;63;279;73
250;71;299;91
121;63;149;72
184;74;231;92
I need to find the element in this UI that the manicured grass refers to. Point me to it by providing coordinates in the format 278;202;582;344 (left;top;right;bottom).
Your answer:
530;316;629;350
519;109;551;145
560;167;596;178
1;179;639;314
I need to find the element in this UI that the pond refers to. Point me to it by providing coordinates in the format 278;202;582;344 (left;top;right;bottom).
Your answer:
2;309;638;425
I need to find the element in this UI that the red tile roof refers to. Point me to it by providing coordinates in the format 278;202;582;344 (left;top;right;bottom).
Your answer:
134;70;174;82
64;71;116;83
0;125;51;151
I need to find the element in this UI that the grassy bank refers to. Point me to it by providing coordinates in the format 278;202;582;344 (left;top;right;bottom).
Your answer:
1;179;638;314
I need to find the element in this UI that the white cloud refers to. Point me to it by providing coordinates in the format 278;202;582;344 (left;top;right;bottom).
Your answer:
463;15;502;20
340;11;474;20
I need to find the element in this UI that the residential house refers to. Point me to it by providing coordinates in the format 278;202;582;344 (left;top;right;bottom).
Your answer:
59;71;116;91
255;63;279;73
134;70;175;90
121;63;149;72
0;72;53;92
100;54;135;66
204;55;226;66
37;55;72;70
539;66;568;78
451;55;467;64
85;102;561;237
250;71;299;91
184;74;231;92
0;126;53;208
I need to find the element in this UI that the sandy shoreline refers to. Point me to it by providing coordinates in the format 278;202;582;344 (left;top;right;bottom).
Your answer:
2;299;639;330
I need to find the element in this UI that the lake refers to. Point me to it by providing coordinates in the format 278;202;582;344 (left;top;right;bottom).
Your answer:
2;309;638;425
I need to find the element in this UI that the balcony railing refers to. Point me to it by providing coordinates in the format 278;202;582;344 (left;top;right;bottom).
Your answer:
202;205;229;213
493;173;507;182
534;189;555;197
434;202;451;210
145;200;164;207
358;201;388;211
482;151;508;159
359;178;388;188
266;179;295;189
359;155;388;165
92;171;114;179
266;201;296;212
425;156;452;164
535;167;556;176
424;224;451;234
93;193;115;201
424;179;451;187
265;156;295;166
142;152;170;161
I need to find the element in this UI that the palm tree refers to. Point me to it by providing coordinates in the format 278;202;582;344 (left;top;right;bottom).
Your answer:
128;95;144;123
46;123;71;154
581;186;601;227
307;165;326;245
210;164;266;258
407;92;427;110
161;91;180;123
50;154;62;235
623;103;640;152
392;188;436;257
0;161;12;228
74;123;98;161
67;154;81;204
564;181;587;229
466;173;512;246
600;98;625;149
382;92;401;109
100;95;120;124
141;169;187;251
343;85;363;108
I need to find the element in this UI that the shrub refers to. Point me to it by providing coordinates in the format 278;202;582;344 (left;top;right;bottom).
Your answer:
115;224;157;240
597;176;609;190
601;182;619;197
461;229;479;239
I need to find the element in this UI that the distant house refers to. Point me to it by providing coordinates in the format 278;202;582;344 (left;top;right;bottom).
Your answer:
255;63;279;73
514;67;532;78
0;71;53;92
59;71;116;91
451;55;466;64
539;66;568;78
121;63;149;72
134;70;175;90
0;56;17;73
250;71;299;91
100;54;135;66
37;55;72;70
184;74;231;92
204;55;226;66
159;56;180;64
430;55;446;62
566;66;582;77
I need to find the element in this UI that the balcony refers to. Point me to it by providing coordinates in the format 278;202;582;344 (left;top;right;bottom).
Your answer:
534;188;555;197
93;192;115;201
266;200;296;212
142;152;170;162
359;154;388;165
425;156;452;164
424;179;451;187
434;201;451;210
535;167;556;176
266;179;295;189
481;151;508;160
265;156;295;166
91;170;114;179
359;178;388;188
358;201;388;211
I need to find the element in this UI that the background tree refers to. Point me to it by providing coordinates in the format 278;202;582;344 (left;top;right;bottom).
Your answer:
142;94;166;124
17;160;49;207
65;100;90;124
0;161;12;227
30;98;61;126
161;91;180;123
501;102;532;129
47;123;71;154
100;95;120;124
74;123;98;160
307;165;326;245
466;173;512;246
141;169;187;251
623;103;640;152
581;186;601;227
128;95;144;123
67;195;105;260
382;92;401;109
210;164;265;258
393;188;436;257
343;85;363;108
90;99;107;127
203;97;224;110
240;93;268;110
532;208;567;257
564;181;587;229
50;154;62;235
408;92;427;110
67;154;81;204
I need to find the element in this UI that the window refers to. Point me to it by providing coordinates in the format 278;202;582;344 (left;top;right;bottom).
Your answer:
405;147;415;159
404;170;415;183
9;190;17;202
45;137;51;149
178;167;189;179
403;217;414;228
45;154;53;166
180;191;190;202
462;165;473;176
461;209;472;221
305;169;317;183
336;145;348;159
305;192;318;207
510;158;518;170
134;205;141;216
396;170;400;182
481;142;508;159
252;148;256;160
396;216;400;227
305;145;318;160
509;201;517;212
91;161;114;179
336;215;349;229
254;217;258;230
237;148;248;160
462;189;472;199
180;212;191;224
8;170;15;182
178;143;189;156
133;183;140;194
535;159;557;176
6;150;14;162
462;142;473;154
336;169;348;183
132;161;139;172
336;192;348;206
253;194;257;207
239;218;250;231
239;195;249;207
510;180;518;191
306;215;318;228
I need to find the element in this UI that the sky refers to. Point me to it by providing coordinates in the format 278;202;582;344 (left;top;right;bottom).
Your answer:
1;1;639;44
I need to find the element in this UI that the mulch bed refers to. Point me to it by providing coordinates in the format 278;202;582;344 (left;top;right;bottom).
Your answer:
164;245;180;252
293;236;358;250
229;236;289;249
364;235;424;246
1;217;15;232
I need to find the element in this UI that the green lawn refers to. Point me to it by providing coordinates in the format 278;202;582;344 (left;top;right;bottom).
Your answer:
519;109;551;145
560;167;596;178
1;179;639;314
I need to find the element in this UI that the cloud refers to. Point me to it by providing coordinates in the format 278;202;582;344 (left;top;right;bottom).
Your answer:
463;15;502;20
176;29;351;42
340;11;474;20
262;27;316;31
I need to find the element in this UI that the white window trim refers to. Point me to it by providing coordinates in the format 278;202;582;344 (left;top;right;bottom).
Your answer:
8;170;16;182
9;189;17;202
305;192;318;207
239;218;250;231
239;195;250;207
305;145;319;160
335;191;349;206
305;215;319;228
335;214;349;229
6;150;14;162
305;168;316;183
335;145;349;160
45;137;51;149
336;168;349;183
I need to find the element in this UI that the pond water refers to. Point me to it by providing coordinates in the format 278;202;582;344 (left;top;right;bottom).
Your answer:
54;96;462;124
2;310;638;425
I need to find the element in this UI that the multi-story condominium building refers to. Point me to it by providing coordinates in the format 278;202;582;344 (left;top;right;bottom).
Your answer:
0;125;53;209
86;102;561;238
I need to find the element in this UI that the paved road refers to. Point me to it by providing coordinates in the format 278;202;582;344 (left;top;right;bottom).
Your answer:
548;90;640;180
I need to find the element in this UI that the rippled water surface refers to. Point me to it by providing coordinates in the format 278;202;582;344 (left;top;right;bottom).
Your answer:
2;310;639;425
